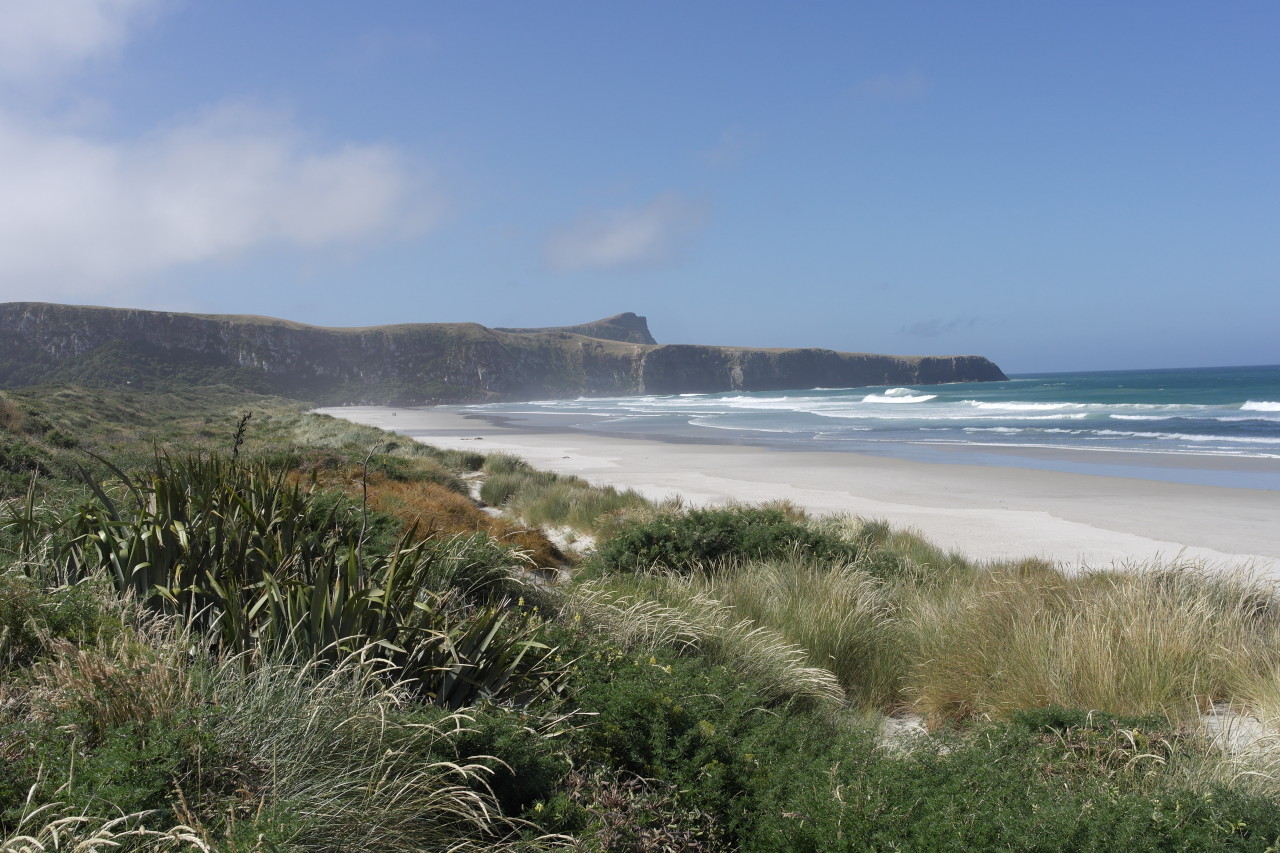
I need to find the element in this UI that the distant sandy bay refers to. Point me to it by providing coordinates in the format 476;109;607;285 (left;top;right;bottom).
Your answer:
316;405;1280;576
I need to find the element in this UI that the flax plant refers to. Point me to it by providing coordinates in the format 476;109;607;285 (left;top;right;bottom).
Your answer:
55;452;564;709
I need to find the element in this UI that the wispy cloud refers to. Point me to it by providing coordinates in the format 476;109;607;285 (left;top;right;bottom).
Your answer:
901;316;980;338
852;70;932;103
0;0;164;81
545;192;708;272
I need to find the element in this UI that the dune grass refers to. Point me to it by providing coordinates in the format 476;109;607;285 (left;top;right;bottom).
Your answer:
1;605;554;851
479;455;651;536
585;511;1280;728
9;388;1280;849
904;560;1280;725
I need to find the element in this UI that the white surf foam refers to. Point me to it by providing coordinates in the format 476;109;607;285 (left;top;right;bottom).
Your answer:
1091;429;1280;445
861;393;938;404
962;400;1091;411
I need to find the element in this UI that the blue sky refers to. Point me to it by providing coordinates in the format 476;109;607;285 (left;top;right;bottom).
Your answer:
0;1;1276;373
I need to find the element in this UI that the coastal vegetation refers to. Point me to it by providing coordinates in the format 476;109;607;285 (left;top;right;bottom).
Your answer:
3;384;1280;850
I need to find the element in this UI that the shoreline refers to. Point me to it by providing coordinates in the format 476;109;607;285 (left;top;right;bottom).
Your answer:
316;405;1280;574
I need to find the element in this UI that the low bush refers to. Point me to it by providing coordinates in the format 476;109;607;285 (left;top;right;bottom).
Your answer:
551;626;834;848
369;477;563;568
747;720;1280;852
0;573;119;669
592;506;860;575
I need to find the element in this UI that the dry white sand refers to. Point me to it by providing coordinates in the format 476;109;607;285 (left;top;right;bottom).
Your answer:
316;406;1280;575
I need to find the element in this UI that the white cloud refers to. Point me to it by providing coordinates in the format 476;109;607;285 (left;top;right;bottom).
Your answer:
0;0;164;81
0;1;440;302
0;104;435;298
545;192;708;272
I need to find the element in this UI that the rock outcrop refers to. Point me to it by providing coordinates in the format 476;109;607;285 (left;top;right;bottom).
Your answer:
0;302;1008;404
496;312;658;345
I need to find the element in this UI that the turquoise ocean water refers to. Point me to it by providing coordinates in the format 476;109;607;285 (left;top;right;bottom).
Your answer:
455;365;1280;490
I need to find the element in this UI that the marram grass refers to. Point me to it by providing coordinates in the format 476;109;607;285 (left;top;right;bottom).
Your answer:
564;581;845;709
675;553;903;708
904;560;1280;724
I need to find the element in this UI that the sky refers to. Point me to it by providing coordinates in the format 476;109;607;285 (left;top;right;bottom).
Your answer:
0;1;1276;374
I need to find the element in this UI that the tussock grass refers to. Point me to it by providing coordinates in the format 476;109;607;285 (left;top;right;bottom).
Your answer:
198;648;543;852
904;561;1280;724
266;411;486;473
584;512;1280;726
480;464;650;537
564;581;845;710
2;803;208;852
684;553;902;708
0;396;25;434
482;453;534;475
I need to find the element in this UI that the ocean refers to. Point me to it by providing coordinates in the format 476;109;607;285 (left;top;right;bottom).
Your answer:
452;365;1280;491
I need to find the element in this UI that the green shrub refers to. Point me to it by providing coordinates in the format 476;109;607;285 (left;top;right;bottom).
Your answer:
592;506;860;575
0;573;118;669
1011;704;1167;735
448;705;572;818
747;720;1280;852
556;630;825;846
0;713;210;830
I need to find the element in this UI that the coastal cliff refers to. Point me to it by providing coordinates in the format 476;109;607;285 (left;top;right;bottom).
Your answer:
0;302;1007;404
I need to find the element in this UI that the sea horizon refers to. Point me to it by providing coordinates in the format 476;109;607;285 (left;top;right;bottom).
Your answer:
445;363;1280;492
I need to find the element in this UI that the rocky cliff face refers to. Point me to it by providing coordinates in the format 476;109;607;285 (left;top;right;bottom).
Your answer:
637;346;1006;394
0;302;1007;404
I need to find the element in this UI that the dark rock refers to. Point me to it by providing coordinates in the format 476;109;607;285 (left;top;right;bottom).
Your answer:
0;302;1007;405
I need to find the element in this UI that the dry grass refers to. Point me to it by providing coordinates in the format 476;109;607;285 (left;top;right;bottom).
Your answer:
479;466;652;537
0;396;26;434
366;475;563;567
904;561;1280;725
565;581;845;709
2;803;209;852
683;554;902;708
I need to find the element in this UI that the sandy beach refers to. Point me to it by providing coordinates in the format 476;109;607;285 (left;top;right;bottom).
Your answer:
316;406;1280;574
